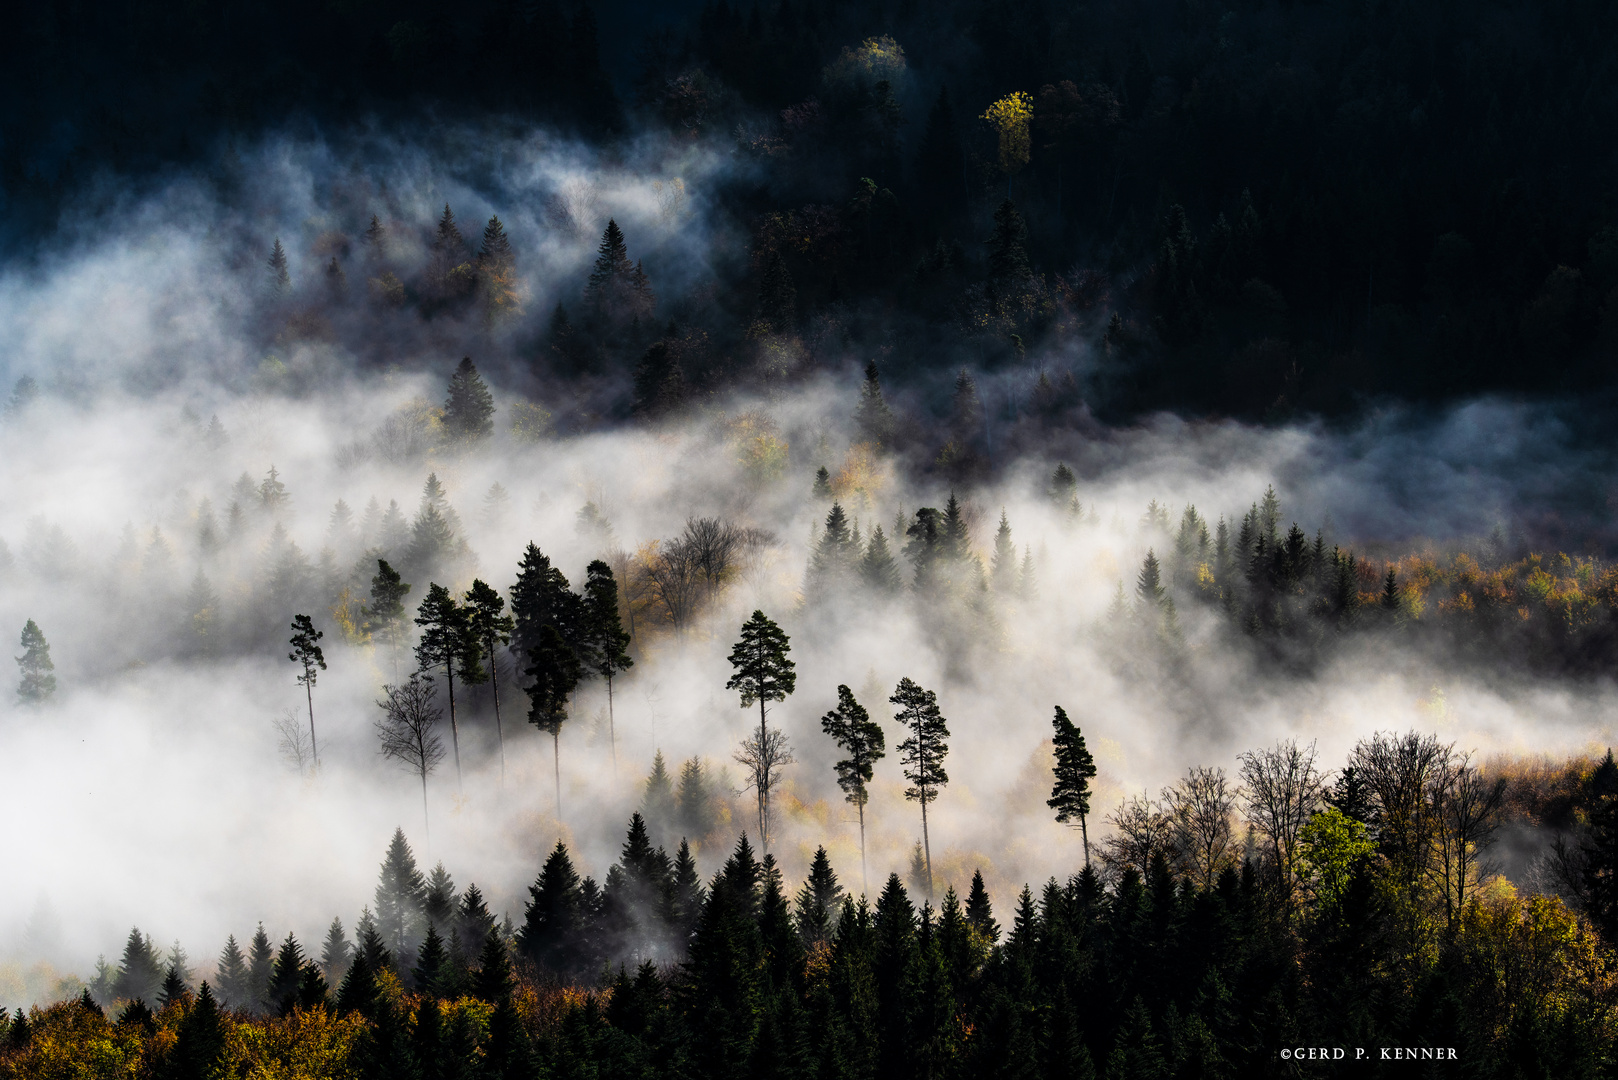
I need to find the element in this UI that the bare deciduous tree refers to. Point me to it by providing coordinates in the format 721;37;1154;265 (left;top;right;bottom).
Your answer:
1238;739;1324;904
273;709;313;776
733;726;795;852
641;537;700;632
1099;793;1174;880
1350;730;1454;889
1164;766;1239;888
1429;751;1507;924
377;672;446;840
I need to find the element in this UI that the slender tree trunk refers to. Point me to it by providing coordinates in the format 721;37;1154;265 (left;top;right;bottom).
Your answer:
304;679;318;772
553;729;562;820
421;770;430;844
758;694;769;854
442;663;461;790
1080;813;1090;868
487;641;504;787
920;791;933;900
858;797;868;898
606;674;618;778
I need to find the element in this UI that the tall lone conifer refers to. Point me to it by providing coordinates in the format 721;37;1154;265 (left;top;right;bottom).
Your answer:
463;579;515;783
892;677;950;899
726;610;797;855
442;357;496;443
1048;705;1098;866
580;560;633;774
414;584;477;790
16;619;55;704
288;615;326;770
821;685;886;894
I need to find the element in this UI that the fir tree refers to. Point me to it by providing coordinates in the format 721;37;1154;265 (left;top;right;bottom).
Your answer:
16;619;55;703
526;620;582;820
375;828;428;960
427;203;471;302
267;238;291;294
1049;706;1098;866
860;525;903;593
989;510;1017;594
805;502;859;599
965;870;999;942
169;983;226;1078
794;846;844;944
464;578;515;782
580;560;633;774
319;919;351;985
821;684;886;894
216;935;249;1009
412;924;449;995
643;751;677;837
892;677;950;898
1049;463;1078;506
677;757;716;846
518;841;586;978
442;357;496;443
113;928;164;1004
159;964;188;1009
852;359;897;446
259;465;289;513
813;465;833;499
246;924;274;1012
727;610;798;854
1018;545;1038;600
268;934;305;1012
288;614;326;768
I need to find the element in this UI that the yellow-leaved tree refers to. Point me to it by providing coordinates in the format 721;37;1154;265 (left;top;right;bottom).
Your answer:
981;91;1034;198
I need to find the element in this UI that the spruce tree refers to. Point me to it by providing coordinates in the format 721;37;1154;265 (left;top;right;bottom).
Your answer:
821;684;886;894
1049;463;1078;506
267;238;291;295
1048;706;1098;866
268;934;305;1012
860;525;903;593
989;510;1017;594
852;359;897;446
423;863;457;932
319;919;351;985
216;935;249;1009
464;578;515;782
413;924;449;995
526;620;582;820
794;846;844;944
518;841;586;977
113;928;164;1003
726;610;798;854
427;203;470;301
288;614;326;769
964;870;999;942
158;964;189;1009
643;751;677;838
805;502;859;599
169;983;226;1077
580;560;633;773
442;357;496;443
375;828;428;960
676;757;716;846
246;924;274;1013
892;677;950;898
478;215;514;271
16;619;55;703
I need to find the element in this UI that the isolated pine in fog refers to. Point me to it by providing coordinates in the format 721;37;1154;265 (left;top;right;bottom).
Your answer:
580;559;633;774
266;238;290;295
860;525;902;593
821;684;886;894
726;610;797;854
989;510;1016;594
853;358;896;446
287;614;325;768
318;918;350;984
15;619;55;703
414;584;479;788
375;828;428;960
1048;706;1098;866
364;559;411;677
442;357;495;443
892;677;950;899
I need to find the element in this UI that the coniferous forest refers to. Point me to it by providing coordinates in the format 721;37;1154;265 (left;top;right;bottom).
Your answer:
5;0;1618;1077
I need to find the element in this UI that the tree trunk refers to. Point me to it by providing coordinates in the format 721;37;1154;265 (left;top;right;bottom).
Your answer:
920;791;933;900
1080;813;1090;868
758;693;769;854
421;771;430;844
607;674;617;778
445;662;461;790
305;679;318;772
553;729;562;820
488;641;504;787
858;798;868;897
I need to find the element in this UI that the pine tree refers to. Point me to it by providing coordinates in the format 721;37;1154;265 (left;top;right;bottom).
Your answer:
246;924;274;1012
113;928;164;1003
427;204;471;302
259;465;289;512
1049;463;1078;506
159;964;189;1009
580;560;633;774
727;610;797;854
364;560;411;677
1049;706;1098;866
510;545;585;816
794;846;844;944
16;619;55;703
892;677;950;899
518;841;586;978
964;870;999;942
268;238;291;294
216;935;249;1009
989;511;1017;594
375;828;428;960
1018;545;1038;600
363;215;386;263
268;934;305;1012
677;757;716;846
822;685;886;894
853;359;897;446
169;983;226;1078
861;525;903;593
643;751;677;836
288;614;326;769
1135;550;1165;611
805;502;859;599
412;924;449;995
442;357;496;443
464;578;515;782
319;919;351;985
813;466;833;499
415;583;478;788
526;620;582;820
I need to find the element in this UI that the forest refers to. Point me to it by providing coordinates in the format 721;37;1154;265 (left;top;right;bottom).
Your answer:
4;0;1618;1075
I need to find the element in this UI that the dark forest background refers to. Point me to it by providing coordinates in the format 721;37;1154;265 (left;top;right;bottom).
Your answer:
6;0;1618;421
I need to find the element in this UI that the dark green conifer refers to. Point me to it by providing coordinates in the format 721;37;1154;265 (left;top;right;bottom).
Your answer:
268;934;305;1012
319;919;350;985
793;846;844;945
727;610;797;853
16;619;55;704
414;584;476;787
267;239;291;294
519;841;586;977
1049;705;1098;866
246;924;274;1012
375;828;428;959
965;870;999;942
821;684;886;893
853;359;897;446
579;560;633;773
442;357;496;443
892;677;950;898
216;935;248;1009
861;525;903;593
168;983;226;1078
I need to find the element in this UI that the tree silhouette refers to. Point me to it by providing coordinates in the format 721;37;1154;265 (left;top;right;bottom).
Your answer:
821;684;886;894
726;610;797;854
463;579;514;783
892;677;950;898
16;619;55;704
288;615;326;770
580;560;633;775
442;357;495;443
414;584;479;790
1048;705;1098;866
377;672;446;840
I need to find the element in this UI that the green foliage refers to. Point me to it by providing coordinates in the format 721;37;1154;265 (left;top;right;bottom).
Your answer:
15;618;55;703
441;357;495;443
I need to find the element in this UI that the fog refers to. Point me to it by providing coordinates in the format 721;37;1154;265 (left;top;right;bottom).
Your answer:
1;123;1614;1003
